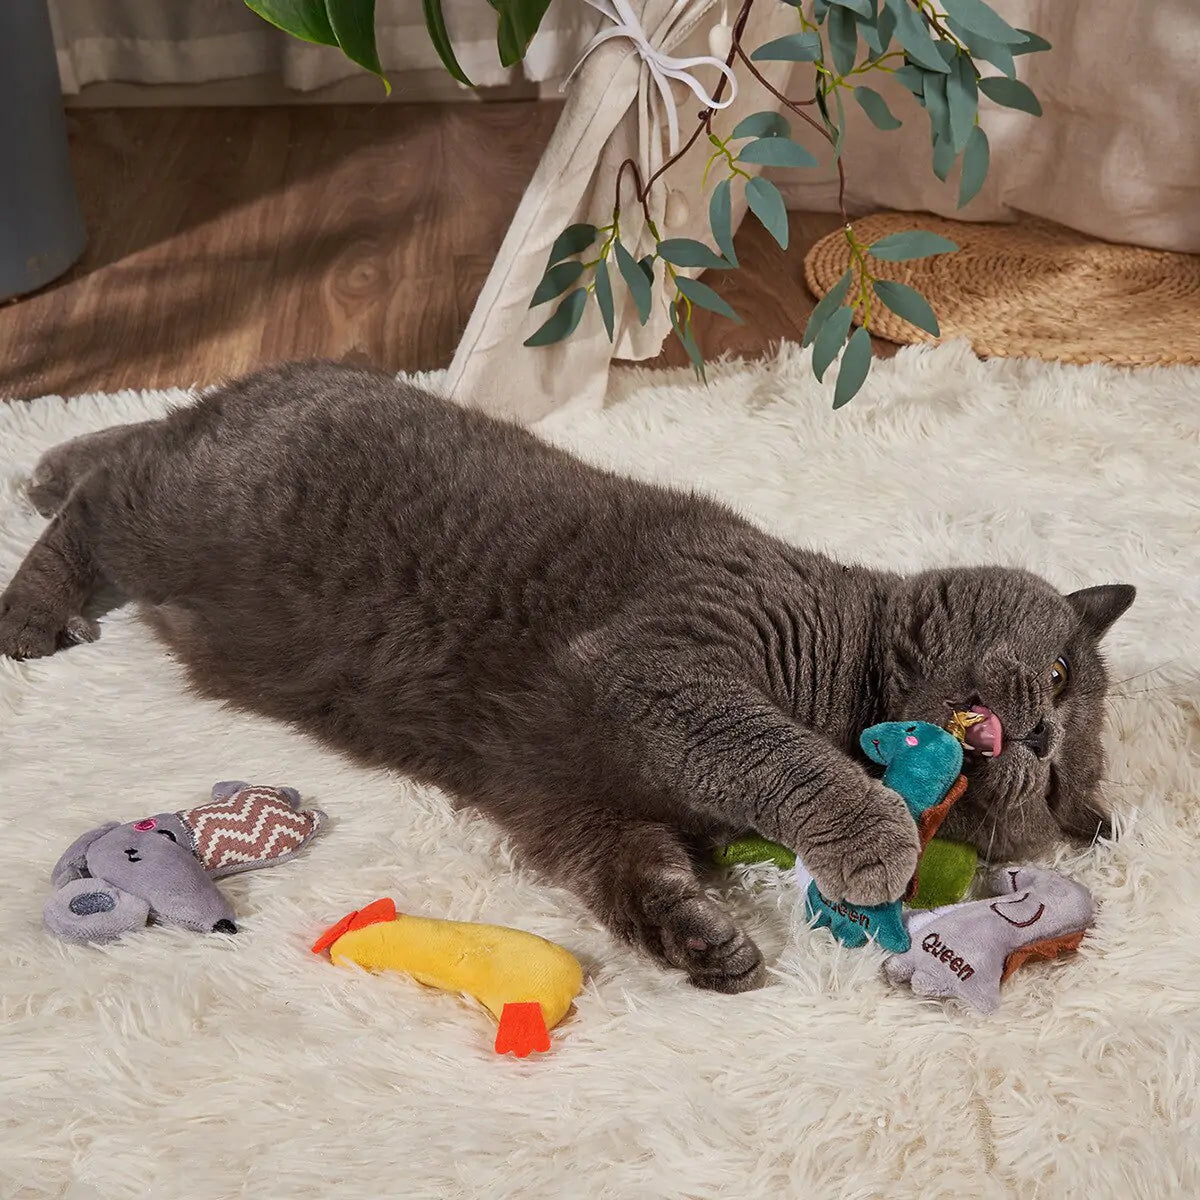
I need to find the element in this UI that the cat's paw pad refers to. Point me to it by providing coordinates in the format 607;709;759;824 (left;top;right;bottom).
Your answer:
639;882;765;993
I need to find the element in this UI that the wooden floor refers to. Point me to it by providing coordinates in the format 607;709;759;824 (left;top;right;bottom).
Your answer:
0;103;860;401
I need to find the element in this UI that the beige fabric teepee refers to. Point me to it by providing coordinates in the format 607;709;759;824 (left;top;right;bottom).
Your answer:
445;0;797;421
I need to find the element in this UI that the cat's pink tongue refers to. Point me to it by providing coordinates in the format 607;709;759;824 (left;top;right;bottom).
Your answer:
965;706;1003;757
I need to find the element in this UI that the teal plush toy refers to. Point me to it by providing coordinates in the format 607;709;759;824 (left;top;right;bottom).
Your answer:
798;721;966;953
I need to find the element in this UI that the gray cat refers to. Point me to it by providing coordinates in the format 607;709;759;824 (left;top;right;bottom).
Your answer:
0;362;1133;992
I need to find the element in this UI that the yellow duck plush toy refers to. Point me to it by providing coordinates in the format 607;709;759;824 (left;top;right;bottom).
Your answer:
312;898;583;1057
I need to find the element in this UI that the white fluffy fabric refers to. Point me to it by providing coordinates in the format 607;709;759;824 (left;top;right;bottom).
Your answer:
2;342;1198;1200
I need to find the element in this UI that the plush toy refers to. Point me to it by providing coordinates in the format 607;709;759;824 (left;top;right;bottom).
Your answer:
714;717;1094;1012
716;829;976;909
885;865;1094;1013
715;722;975;918
908;838;979;909
797;721;967;953
713;834;797;871
44;782;326;942
312;898;584;1057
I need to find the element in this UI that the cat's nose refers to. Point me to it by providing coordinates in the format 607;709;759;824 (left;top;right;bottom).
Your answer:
1022;719;1051;759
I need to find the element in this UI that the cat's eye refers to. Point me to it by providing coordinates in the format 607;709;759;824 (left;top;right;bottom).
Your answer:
1050;655;1070;699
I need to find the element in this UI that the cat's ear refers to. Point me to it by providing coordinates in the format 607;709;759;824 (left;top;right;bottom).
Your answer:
1066;585;1135;640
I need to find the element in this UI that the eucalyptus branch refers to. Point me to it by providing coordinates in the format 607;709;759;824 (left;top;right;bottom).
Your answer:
734;42;848;225
526;0;1051;407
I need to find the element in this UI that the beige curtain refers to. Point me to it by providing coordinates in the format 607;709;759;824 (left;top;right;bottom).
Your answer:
49;0;601;92
770;0;1200;255
446;0;799;420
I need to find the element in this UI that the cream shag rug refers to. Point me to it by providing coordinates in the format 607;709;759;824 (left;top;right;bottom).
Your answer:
2;342;1198;1200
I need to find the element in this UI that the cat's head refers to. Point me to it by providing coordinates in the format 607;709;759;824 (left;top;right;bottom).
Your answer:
882;566;1134;859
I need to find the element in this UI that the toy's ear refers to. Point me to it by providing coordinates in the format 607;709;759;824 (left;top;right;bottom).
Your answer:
43;877;151;943
211;781;250;801
50;823;121;888
279;787;302;809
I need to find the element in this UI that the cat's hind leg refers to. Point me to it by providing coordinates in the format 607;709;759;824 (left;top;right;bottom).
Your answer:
28;421;162;516
511;804;766;993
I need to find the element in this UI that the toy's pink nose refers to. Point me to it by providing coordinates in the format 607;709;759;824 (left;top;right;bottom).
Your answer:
905;735;919;746
132;818;157;831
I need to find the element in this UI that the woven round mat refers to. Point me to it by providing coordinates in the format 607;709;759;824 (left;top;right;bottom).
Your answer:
804;212;1200;367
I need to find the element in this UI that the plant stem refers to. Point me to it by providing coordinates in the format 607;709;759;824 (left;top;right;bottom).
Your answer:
734;41;848;224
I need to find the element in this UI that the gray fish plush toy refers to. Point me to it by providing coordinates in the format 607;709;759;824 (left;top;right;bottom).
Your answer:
44;781;326;942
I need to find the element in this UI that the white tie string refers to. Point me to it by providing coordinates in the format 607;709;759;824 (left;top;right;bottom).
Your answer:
564;0;739;156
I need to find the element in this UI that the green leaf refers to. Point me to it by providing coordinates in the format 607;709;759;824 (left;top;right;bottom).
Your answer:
248;0;391;87
737;137;818;168
868;230;958;260
326;0;386;84
593;258;615;341
946;51;978;153
884;0;950;73
657;238;731;270
615;240;652;325
745;177;789;250
827;4;859;78
833;326;872;408
958;123;989;206
675;277;742;324
546;223;597;268
946;18;1015;78
829;0;873;17
931;131;957;181
669;300;706;380
419;0;473;85
709;179;738;268
731;110;791;140
860;2;896;56
245;0;335;45
831;86;847;158
638;255;655;285
802;268;853;348
530;260;584;306
854;86;901;131
942;0;1025;45
523;288;587;347
922;71;950;148
750;32;823;62
812;306;855;382
489;0;552;68
1012;29;1052;55
979;75;1043;116
873;279;940;335
893;65;925;94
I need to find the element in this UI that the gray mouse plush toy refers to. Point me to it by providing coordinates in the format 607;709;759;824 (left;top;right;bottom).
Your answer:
44;781;326;942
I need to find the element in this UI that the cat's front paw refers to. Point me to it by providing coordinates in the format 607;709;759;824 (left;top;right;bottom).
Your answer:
0;595;98;661
805;780;919;907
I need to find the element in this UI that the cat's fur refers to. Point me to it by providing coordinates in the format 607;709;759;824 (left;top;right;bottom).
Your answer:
0;362;1134;991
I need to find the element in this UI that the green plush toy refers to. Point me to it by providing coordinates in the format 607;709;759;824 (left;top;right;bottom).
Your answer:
714;721;979;912
909;838;978;909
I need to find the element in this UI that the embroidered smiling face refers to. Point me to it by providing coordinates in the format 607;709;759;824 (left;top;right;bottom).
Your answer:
882;568;1135;859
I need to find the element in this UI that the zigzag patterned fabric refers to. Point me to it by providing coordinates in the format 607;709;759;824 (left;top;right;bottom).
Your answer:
177;786;324;874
